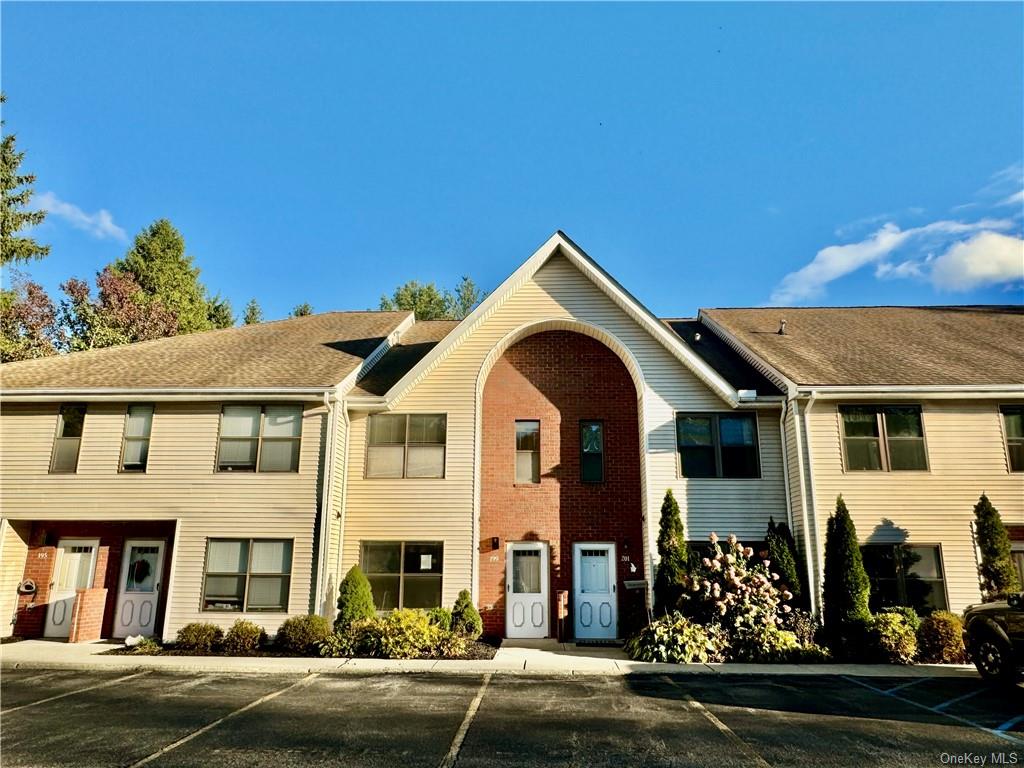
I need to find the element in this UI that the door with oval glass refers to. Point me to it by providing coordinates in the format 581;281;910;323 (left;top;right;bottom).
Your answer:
573;542;617;640
505;541;549;638
44;539;100;638
113;540;165;638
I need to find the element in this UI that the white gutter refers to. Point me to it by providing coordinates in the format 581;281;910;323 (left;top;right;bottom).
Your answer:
801;386;1023;400
789;395;818;616
1;388;330;402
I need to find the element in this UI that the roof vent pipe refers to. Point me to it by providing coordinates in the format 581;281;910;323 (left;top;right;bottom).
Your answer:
778;319;787;335
693;332;701;342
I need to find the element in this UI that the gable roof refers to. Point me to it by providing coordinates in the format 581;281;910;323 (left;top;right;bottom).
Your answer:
370;231;743;406
662;319;784;395
351;320;460;396
701;305;1024;388
0;311;411;393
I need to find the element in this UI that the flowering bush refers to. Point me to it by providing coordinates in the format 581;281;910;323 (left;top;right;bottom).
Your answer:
625;612;726;663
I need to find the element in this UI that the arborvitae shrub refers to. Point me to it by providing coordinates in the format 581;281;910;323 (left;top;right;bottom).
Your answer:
336;565;376;630
766;517;802;604
653;489;689;615
451;589;483;640
974;493;1020;600
822;496;871;639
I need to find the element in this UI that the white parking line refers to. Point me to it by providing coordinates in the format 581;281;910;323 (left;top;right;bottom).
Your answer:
841;676;1024;748
886;677;930;693
125;673;318;768
438;672;492;768
661;676;772;768
3;671;151;714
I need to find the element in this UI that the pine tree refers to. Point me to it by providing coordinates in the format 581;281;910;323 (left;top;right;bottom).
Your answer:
653;489;689;615
335;565;376;630
291;302;313;317
243;298;264;325
974;493;1020;600
206;294;234;328
766;517;802;604
1;93;50;265
822;495;870;633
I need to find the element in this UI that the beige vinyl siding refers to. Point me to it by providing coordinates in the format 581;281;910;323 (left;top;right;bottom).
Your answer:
342;254;788;600
0;401;325;640
0;519;31;638
805;399;1024;613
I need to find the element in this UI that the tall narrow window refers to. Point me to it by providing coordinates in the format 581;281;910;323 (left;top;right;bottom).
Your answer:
580;421;604;483
217;405;303;473
50;404;86;473
840;405;927;472
202;538;292;612
121;405;154;472
676;413;759;478
258;406;302;472
365;414;447;478
515;420;540;484
1002;405;1024;472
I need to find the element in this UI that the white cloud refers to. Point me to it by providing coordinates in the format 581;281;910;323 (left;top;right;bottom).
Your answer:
875;258;927;280
930;231;1024;292
37;192;127;241
998;189;1024;208
769;218;1012;304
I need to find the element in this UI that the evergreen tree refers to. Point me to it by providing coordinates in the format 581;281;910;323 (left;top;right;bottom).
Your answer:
653;489;689;615
380;280;449;319
766;517;802;604
822;495;871;633
974;493;1020;600
335;565;376;630
451;589;483;639
446;276;485;319
291;302;313;317
206;294;234;328
243;298;264;325
1;93;50;265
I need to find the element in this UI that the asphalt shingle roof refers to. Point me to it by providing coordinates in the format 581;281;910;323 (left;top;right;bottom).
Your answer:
0;312;412;390
350;320;460;396
702;305;1024;387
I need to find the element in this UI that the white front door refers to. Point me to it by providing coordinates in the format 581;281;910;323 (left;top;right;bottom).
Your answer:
506;542;549;638
573;543;617;640
44;539;99;638
113;540;165;638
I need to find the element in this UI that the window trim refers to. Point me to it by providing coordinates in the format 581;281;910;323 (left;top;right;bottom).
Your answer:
363;413;448;480
49;404;86;474
119;404;155;474
1000;404;1024;473
215;404;303;474
580;419;605;484
201;537;293;613
359;540;444;612
674;411;762;480
859;541;949;614
514;419;541;485
838;404;930;473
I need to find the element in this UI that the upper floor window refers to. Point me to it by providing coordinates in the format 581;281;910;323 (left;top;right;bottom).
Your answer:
50;404;86;473
361;541;443;610
121;405;154;472
515;420;540;484
1001;405;1024;472
840;405;927;472
860;543;947;615
217;405;302;473
366;414;446;478
580;421;604;483
202;538;293;612
676;413;760;478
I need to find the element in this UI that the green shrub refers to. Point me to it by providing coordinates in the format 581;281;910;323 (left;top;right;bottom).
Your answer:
175;622;223;653
427;607;452;631
431;630;469;659
336;565;376;630
625;612;726;664
318;632;352;658
728;623;801;663
879;606;921;633
974;493;1020;600
822;496;871;639
766;517;802;605
276;614;331;655
321;610;469;660
451;590;483;640
786;643;833;663
223;619;265;655
129;637;162;655
865;613;917;664
654;489;689;615
916;611;967;664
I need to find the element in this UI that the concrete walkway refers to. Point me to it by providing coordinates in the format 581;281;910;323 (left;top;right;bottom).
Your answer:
0;638;980;678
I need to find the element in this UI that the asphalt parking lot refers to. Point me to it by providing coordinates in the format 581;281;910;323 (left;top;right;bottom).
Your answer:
1;669;1021;768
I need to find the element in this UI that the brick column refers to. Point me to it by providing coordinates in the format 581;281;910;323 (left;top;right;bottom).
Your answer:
68;588;107;643
13;545;56;638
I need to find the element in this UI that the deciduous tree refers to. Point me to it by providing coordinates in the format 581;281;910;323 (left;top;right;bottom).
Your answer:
0;272;58;361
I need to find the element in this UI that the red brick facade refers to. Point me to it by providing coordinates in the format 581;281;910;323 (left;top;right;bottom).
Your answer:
13;520;175;641
479;331;646;639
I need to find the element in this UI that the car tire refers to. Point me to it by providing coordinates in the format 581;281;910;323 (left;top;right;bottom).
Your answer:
969;630;1017;685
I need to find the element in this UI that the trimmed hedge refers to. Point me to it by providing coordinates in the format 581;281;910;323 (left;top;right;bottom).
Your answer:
276;615;331;655
916;611;967;664
175;622;223;653
223;619;265;655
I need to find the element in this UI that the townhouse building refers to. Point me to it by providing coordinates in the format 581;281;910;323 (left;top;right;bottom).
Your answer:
1;232;1020;643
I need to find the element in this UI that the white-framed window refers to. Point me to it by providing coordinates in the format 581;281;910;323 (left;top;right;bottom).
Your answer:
839;405;928;472
1001;405;1024;472
515;420;540;484
50;404;86;473
217;405;303;473
202;538;293;612
365;414;446;478
120;405;154;472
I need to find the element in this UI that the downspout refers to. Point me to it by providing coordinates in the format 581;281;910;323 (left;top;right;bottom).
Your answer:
790;395;818;616
803;390;824;598
778;401;796;535
314;390;336;617
334;405;352;594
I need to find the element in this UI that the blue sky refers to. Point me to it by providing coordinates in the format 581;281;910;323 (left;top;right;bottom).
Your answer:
3;2;1022;321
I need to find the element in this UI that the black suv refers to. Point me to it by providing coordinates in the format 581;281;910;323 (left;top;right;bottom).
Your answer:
964;593;1024;683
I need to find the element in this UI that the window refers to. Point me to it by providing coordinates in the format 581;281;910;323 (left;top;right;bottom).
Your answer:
361;541;443;610
580;421;604;483
365;414;447;478
1002;405;1024;472
1012;544;1024;590
676;413;760;478
515;420;540;484
50;404;86;473
217;405;302;472
840;405;927;471
202;539;292;611
121;405;154;472
860;544;947;615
